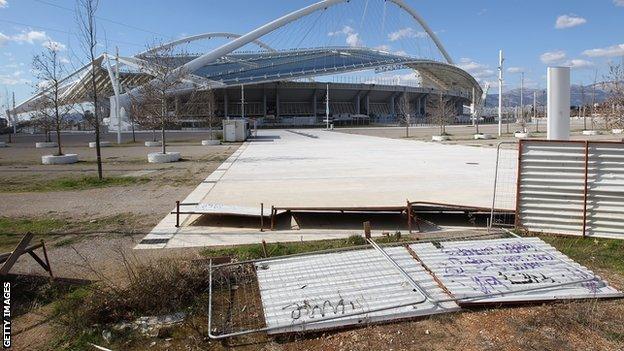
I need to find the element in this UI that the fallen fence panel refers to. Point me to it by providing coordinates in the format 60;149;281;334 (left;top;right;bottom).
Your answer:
410;237;623;304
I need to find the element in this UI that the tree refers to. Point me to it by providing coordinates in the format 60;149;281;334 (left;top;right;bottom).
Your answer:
427;92;456;136
131;45;192;154
397;93;413;138
182;89;217;139
77;0;103;180
32;46;73;156
603;61;624;130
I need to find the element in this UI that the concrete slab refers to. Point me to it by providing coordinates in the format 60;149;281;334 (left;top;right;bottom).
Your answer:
138;130;517;249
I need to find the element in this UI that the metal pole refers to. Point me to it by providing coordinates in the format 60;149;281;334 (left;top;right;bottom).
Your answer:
498;50;504;136
325;83;330;130
12;92;16;137
520;72;525;132
115;47;122;144
241;85;245;119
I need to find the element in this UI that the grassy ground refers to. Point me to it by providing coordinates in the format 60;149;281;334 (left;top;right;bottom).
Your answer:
199;233;413;261
0;213;144;252
2;175;150;193
541;235;624;275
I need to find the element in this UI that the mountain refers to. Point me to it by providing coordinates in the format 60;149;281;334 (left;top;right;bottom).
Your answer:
485;83;610;108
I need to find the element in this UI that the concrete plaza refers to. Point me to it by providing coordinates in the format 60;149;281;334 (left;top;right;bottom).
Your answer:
138;129;517;249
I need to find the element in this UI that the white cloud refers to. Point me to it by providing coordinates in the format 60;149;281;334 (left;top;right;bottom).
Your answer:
564;59;594;69
0;71;29;85
387;27;427;42
457;58;495;79
540;50;567;64
555;14;587;29
582;44;624;58
12;30;48;44
0;32;9;46
507;67;524;74
0;0;7;8
328;26;363;47
43;40;66;51
614;0;624;6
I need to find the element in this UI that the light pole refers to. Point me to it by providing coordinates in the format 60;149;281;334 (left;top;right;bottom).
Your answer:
498;50;504;137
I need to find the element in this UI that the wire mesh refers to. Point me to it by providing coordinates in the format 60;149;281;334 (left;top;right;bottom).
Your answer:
489;142;519;228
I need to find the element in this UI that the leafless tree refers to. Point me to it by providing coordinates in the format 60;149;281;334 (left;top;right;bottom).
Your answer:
76;0;103;179
180;89;218;139
427;92;456;136
131;45;193;154
397;93;413;138
602;60;624;130
32;46;74;156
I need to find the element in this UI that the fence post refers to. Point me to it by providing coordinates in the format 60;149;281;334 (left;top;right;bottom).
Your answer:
514;140;524;228
364;221;371;240
175;201;180;228
581;141;590;238
260;203;264;232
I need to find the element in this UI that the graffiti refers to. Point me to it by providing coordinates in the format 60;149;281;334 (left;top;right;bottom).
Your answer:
433;240;605;295
499;272;557;285
282;297;363;321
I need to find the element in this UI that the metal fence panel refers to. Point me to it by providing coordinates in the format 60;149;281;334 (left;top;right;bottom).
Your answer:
410;237;623;304
516;140;624;239
586;143;624;239
255;246;459;334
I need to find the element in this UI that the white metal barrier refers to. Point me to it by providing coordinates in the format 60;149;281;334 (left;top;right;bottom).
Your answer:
516;140;624;239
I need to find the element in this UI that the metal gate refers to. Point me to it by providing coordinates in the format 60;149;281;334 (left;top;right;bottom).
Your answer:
516;140;624;239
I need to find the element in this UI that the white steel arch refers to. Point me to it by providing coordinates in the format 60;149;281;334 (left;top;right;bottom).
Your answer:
137;32;276;57
180;0;454;76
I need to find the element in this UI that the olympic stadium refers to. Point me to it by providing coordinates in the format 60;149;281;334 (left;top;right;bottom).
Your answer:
11;0;483;130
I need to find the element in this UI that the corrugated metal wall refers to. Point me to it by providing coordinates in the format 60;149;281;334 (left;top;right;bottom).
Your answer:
517;140;624;240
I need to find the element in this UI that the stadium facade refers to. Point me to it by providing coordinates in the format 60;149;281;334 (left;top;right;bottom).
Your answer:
11;0;482;130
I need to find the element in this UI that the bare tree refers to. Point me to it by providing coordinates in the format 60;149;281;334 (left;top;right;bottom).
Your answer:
427;92;456;136
32;46;74;156
76;0;103;179
131;45;192;154
180;89;218;139
397;93;413;138
603;60;624;130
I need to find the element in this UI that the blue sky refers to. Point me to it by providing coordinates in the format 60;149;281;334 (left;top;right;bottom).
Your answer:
1;0;624;105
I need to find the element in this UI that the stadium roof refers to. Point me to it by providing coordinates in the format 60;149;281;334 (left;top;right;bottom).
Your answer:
12;0;482;115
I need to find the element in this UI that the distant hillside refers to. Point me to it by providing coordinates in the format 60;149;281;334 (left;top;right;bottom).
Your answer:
485;83;610;108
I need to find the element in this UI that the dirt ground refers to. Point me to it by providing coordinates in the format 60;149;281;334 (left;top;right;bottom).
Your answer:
3;130;624;351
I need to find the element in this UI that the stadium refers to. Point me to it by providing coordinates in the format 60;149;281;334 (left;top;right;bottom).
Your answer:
11;0;483;130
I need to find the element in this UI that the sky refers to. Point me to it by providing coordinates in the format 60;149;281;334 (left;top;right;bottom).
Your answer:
1;0;624;106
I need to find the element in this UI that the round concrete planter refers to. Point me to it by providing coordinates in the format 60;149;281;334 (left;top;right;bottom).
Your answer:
42;154;79;165
145;141;162;147
148;152;181;164
514;132;531;139
0;142;6;148
202;139;220;146
473;133;493;140
89;141;112;148
612;129;623;134
432;135;450;142
36;141;59;149
582;130;600;136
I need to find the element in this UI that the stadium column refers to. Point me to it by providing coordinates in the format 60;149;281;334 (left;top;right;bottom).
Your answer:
390;94;396;118
224;90;229;120
263;87;267;118
312;91;317;117
276;87;280;118
365;95;370;115
355;92;361;115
